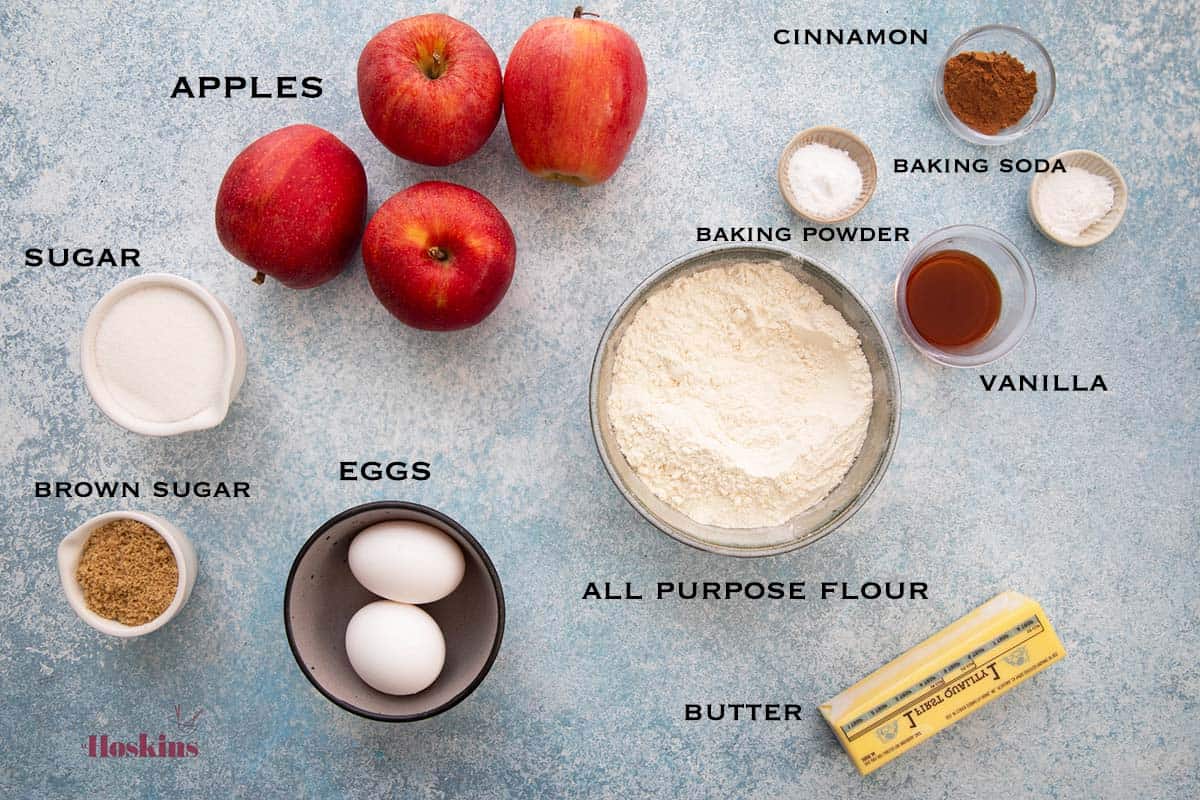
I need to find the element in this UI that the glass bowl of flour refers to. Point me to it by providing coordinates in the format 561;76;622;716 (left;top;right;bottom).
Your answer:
590;246;899;557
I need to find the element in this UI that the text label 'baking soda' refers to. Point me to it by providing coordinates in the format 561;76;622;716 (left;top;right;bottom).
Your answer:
893;158;1067;174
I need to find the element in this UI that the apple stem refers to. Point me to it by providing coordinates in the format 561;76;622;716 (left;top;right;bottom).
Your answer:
422;50;447;79
573;6;599;18
427;246;449;261
252;271;266;285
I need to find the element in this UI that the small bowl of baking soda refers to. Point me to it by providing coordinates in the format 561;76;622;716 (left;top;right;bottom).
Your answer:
1028;150;1127;247
777;127;877;224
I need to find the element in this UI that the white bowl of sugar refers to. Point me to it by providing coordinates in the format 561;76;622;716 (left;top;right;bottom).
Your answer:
81;273;246;436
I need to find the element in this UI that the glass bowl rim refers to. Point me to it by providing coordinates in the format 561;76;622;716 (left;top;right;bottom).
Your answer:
933;24;1057;146
894;224;1037;368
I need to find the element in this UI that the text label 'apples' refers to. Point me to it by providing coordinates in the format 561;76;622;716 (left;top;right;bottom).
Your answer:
504;7;648;185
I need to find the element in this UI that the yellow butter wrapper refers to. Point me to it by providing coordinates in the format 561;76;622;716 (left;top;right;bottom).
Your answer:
821;591;1065;776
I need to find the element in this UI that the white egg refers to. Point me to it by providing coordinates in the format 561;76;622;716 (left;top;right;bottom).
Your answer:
344;600;445;696
348;520;465;604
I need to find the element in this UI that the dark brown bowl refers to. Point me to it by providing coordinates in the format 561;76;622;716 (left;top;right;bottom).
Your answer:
284;502;504;721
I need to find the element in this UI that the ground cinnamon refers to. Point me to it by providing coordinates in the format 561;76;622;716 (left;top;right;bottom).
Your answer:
76;519;178;625
943;50;1037;135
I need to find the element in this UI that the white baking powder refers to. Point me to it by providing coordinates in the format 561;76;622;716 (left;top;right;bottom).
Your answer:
606;262;874;529
1037;167;1114;239
93;286;227;422
787;142;863;218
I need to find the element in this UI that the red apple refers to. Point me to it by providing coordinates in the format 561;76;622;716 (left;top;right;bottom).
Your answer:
357;14;502;166
215;124;367;289
504;8;647;185
362;181;516;331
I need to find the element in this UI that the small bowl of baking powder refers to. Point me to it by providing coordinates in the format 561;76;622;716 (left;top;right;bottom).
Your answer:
777;127;877;224
589;245;900;557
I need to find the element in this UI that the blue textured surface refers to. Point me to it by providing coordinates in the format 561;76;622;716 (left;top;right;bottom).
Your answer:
2;1;1197;797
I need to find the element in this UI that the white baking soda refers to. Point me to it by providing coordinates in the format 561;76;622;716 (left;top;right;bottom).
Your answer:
1037;166;1114;239
92;286;227;422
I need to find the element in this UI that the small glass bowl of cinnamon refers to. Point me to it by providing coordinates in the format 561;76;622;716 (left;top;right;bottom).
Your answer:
934;25;1055;145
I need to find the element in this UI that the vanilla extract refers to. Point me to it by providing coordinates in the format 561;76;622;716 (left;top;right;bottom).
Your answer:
905;249;1001;347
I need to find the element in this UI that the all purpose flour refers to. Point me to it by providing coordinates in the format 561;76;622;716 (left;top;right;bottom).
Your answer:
607;261;873;529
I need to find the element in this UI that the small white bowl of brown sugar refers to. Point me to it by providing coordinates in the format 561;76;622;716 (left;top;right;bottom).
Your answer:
57;511;197;637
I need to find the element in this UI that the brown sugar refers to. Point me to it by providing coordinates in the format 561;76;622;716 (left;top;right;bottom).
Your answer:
75;519;178;626
943;50;1037;135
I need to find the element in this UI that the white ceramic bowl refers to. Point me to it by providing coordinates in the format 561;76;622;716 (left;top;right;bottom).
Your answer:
777;126;878;224
1028;150;1128;247
81;273;247;436
58;510;198;637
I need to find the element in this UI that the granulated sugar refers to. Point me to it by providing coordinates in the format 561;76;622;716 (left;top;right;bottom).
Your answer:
92;285;227;423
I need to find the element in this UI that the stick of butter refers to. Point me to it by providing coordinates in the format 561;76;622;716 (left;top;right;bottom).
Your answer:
820;591;1065;776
